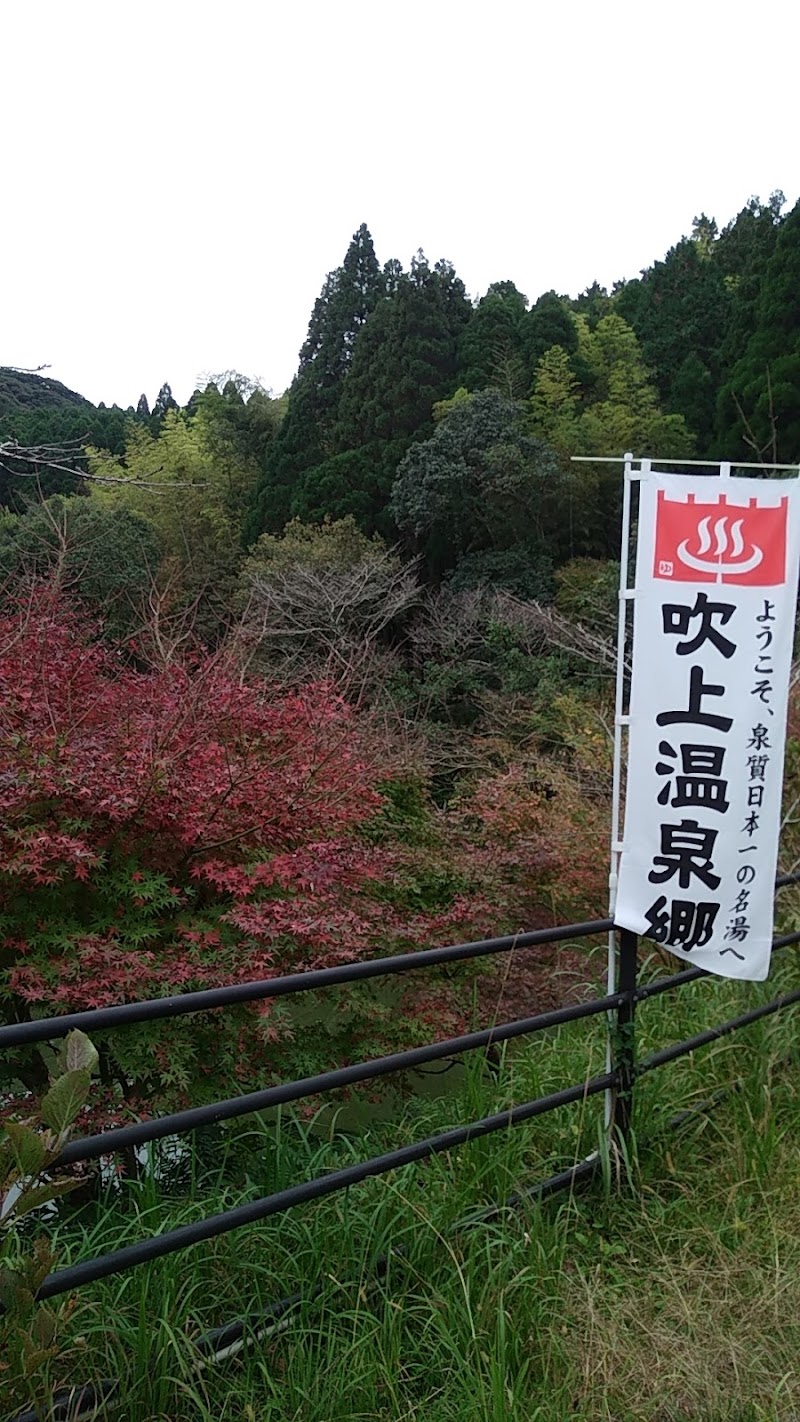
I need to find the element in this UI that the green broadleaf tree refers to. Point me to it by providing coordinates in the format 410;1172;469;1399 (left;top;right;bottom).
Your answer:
0;494;161;635
391;388;563;585
88;410;254;636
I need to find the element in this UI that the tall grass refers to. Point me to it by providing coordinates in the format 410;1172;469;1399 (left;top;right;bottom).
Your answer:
12;936;800;1421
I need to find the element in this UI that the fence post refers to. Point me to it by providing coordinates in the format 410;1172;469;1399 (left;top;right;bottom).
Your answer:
612;928;638;1145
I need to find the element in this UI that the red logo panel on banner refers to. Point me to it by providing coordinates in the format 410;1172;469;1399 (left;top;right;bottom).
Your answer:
653;490;788;586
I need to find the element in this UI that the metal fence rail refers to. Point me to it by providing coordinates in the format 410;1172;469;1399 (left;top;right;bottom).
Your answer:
0;917;614;1049
2;874;800;1312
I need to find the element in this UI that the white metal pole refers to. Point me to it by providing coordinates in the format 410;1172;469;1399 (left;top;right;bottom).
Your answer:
604;451;642;1128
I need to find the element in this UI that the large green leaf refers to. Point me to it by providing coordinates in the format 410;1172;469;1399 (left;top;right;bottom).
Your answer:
30;1304;58;1350
59;1029;99;1077
0;1264;34;1314
40;1069;90;1136
12;1178;83;1219
2;1121;46;1179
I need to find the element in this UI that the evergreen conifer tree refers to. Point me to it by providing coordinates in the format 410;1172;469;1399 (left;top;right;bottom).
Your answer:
522;290;578;375
458;281;529;397
615;238;730;449
334;254;471;450
717;198;800;461
245;225;381;540
288;253;471;534
152;383;178;422
715;192;785;372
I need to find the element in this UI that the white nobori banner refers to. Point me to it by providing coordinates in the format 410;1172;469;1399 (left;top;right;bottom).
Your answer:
615;471;800;980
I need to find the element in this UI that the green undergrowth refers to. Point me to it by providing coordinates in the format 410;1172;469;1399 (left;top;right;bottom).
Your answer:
11;939;800;1421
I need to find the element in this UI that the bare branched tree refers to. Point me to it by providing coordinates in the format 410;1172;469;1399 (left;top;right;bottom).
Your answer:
238;547;420;702
0;439;201;489
196;370;272;401
489;590;625;676
130;566;210;668
411;586;623;678
408;586;496;665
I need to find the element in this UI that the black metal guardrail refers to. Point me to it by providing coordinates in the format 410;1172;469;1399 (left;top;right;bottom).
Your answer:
2;875;800;1313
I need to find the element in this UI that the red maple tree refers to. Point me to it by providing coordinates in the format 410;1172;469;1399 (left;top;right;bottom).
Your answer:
0;591;404;1108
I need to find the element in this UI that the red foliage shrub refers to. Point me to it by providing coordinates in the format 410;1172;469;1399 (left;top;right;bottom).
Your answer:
0;592;403;1107
440;761;610;931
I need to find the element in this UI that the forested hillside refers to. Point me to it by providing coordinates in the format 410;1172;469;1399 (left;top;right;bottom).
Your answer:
0;370;177;506
1;188;798;1120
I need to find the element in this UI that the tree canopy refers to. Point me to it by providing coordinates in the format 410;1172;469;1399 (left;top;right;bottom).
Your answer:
4;189;798;606
391;389;564;588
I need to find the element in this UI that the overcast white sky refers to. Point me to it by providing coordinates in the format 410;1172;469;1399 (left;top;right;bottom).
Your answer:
3;0;797;409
